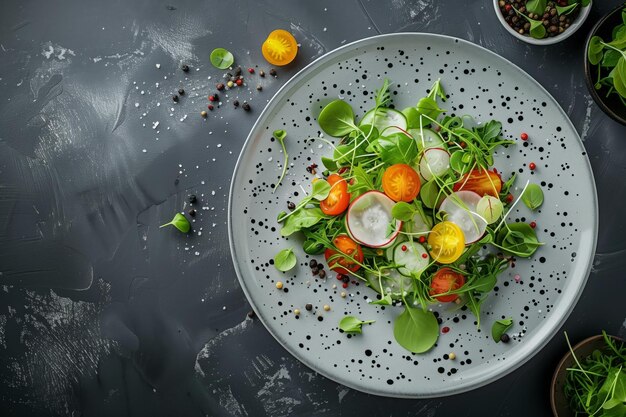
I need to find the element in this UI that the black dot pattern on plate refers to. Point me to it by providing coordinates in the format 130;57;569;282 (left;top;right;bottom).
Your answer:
229;34;596;398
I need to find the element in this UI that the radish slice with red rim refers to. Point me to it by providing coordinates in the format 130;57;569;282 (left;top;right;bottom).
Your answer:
439;190;487;244
419;147;450;181
346;191;402;248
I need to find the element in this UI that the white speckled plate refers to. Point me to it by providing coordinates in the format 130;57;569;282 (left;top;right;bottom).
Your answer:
228;33;598;397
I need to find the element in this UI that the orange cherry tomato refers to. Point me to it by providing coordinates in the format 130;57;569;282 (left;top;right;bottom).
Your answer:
453;169;502;198
320;174;350;216
324;235;364;275
429;268;466;302
262;29;298;66
428;221;465;264
382;164;421;202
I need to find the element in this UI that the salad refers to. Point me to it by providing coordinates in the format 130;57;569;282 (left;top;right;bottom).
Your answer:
274;79;543;354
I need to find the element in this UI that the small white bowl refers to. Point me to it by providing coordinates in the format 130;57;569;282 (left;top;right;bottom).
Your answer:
493;0;592;45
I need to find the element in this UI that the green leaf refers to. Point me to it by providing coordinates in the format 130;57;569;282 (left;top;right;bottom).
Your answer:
393;306;439;353
491;318;513;343
311;179;331;201
449;151;470;174
159;213;191;233
318;100;357;137
495;223;542;258
210;48;234;69
613;58;626;98
377;132;419;165
556;3;578;15
603;50;622;68
302;238;325;255
521;183;544;210
347;164;376;197
274;248;297;272
280;208;325;236
588;36;605;66
476;195;504;224
580;0;589;6
321;156;338;171
525;0;546;15
427;79;446;102
272;130;289;192
339;316;375;334
392;202;415;222
416;97;445;123
371;294;393;305
473;273;498;293
401;106;421;129
420;180;440;209
375;78;391;107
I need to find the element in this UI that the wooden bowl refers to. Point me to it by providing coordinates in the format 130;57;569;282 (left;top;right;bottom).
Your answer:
550;334;625;417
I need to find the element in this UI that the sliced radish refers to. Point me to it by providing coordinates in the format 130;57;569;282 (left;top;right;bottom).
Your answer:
393;240;430;277
439;191;488;244
381;125;410;137
409;128;445;150
419;147;450;181
365;268;413;296
359;108;407;133
346;191;402;248
411;212;432;234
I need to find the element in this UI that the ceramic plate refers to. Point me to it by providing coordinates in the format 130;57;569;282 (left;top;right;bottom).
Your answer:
228;33;598;397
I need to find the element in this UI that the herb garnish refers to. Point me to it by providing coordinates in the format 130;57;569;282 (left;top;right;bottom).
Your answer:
210;48;234;69
274;248;297;272
272;129;289;192
160;213;190;233
339;316;375;334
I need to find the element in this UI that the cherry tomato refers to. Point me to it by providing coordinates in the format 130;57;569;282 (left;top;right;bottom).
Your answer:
430;268;466;302
320;174;350;216
382;163;421;202
324;235;364;275
262;29;298;66
427;221;465;264
453;169;502;197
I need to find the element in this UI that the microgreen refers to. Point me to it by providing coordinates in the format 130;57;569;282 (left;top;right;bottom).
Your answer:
210;48;234;69
393;305;439;353
160;213;190;233
491;318;513;343
274;248;297;272
318;100;359;137
272;129;289;193
339;316;375;334
521;183;544;210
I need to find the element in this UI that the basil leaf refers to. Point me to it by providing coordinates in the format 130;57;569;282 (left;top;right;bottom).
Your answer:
210;48;234;69
377;132;419;165
392;202;415;222
491;318;513;342
339;316;375;334
393;306;439;353
274;248;297;272
159;213;190;233
318;100;357;137
521;183;544;210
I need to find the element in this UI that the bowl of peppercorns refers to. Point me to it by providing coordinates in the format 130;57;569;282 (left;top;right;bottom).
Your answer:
494;0;592;45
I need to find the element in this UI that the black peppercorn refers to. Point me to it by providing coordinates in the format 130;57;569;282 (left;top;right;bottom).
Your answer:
216;83;225;91
234;66;242;76
188;194;197;204
342;276;350;283
247;310;256;318
233;100;240;107
287;201;295;210
269;68;277;76
318;270;326;279
309;259;318;268
188;209;196;217
181;64;189;72
242;102;251;111
178;88;185;95
500;334;510;343
259;70;265;77
311;267;319;276
305;303;313;311
172;95;179;102
256;84;263;91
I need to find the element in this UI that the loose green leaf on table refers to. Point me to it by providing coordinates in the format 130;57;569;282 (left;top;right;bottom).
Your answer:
160;213;191;233
521;183;544;210
393;305;439;353
339;316;375;334
274;248;297;272
491;318;513;342
210;48;234;69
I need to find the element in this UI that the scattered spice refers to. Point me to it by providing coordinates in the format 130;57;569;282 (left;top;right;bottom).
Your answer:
309;259;318;268
247;310;256;318
256;84;263;91
305;303;313;311
234;66;242;76
500;333;511;343
172;95;179;102
181;64;190;72
236;78;243;86
318;270;326;279
188;194;197;204
216;82;225;91
188;209;196;217
294;309;301;316
248;67;255;74
208;94;218;102
242;102;251;111
259;70;265;77
323;304;330;311
340;292;347;298
227;80;234;88
311;267;319;276
200;110;207;118
208;104;214;111
520;132;528;140
233;100;240;107
449;352;456;360
529;162;537;170
269;68;277;77
178;88;185;95
287;201;296;211
342;283;348;288
530;221;537;228
275;281;283;289
442;326;450;334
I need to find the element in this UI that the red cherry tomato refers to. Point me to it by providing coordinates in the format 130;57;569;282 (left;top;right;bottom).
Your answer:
320;174;350;216
324;235;364;275
429;267;466;302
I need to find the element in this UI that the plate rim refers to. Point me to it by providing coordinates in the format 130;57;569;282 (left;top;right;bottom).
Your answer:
227;32;599;398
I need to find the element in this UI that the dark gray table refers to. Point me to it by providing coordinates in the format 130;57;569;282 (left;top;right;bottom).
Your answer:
1;1;625;416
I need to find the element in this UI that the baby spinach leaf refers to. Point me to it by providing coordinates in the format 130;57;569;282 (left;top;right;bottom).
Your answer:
393;306;439;353
318;100;357;137
603;50;622;68
311;179;331;201
416;97;445;123
377;133;418;165
210;48;234;69
392;202;415;222
613;57;626;98
371;294;393;306
495;223;542;258
401;106;421;129
339;316;375;334
280;208;325;236
160;213;191;233
521;183;544;210
321;156;338;171
420;180;440;209
274;248;297;272
556;3;578;15
588;36;604;65
491;318;513;342
525;0;546;15
427;79;446;102
302;238;325;255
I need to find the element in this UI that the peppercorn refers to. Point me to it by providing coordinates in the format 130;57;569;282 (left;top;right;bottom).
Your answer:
529;162;537;170
236;78;243;86
208;104;214;110
208;94;218;102
269;68;277;77
308;259;317;268
216;82;225;90
342;276;350;283
233;100;240;107
188;209;196;217
294;309;300;316
530;221;537;228
247;310;256;318
178;88;185;95
449;352;456;360
520;132;528;140
200;110;207;118
259;70;265;77
188;194;197;204
323;305;330;311
181;64;189;72
342;282;348;288
340;291;346;298
227;81;234;88
305;303;313;311
256;84;263;91
311;267;319;276
501;333;510;343
247;68;255;74
287;201;295;210
318;270;326;279
172;95;179;102
275;281;283;289
234;66;242;76
242;102;251;111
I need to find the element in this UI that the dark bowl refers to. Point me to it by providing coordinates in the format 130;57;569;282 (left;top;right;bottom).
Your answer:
584;3;626;126
550;334;625;417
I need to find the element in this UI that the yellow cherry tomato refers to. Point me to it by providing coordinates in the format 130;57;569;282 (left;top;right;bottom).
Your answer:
262;29;298;66
427;221;465;264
